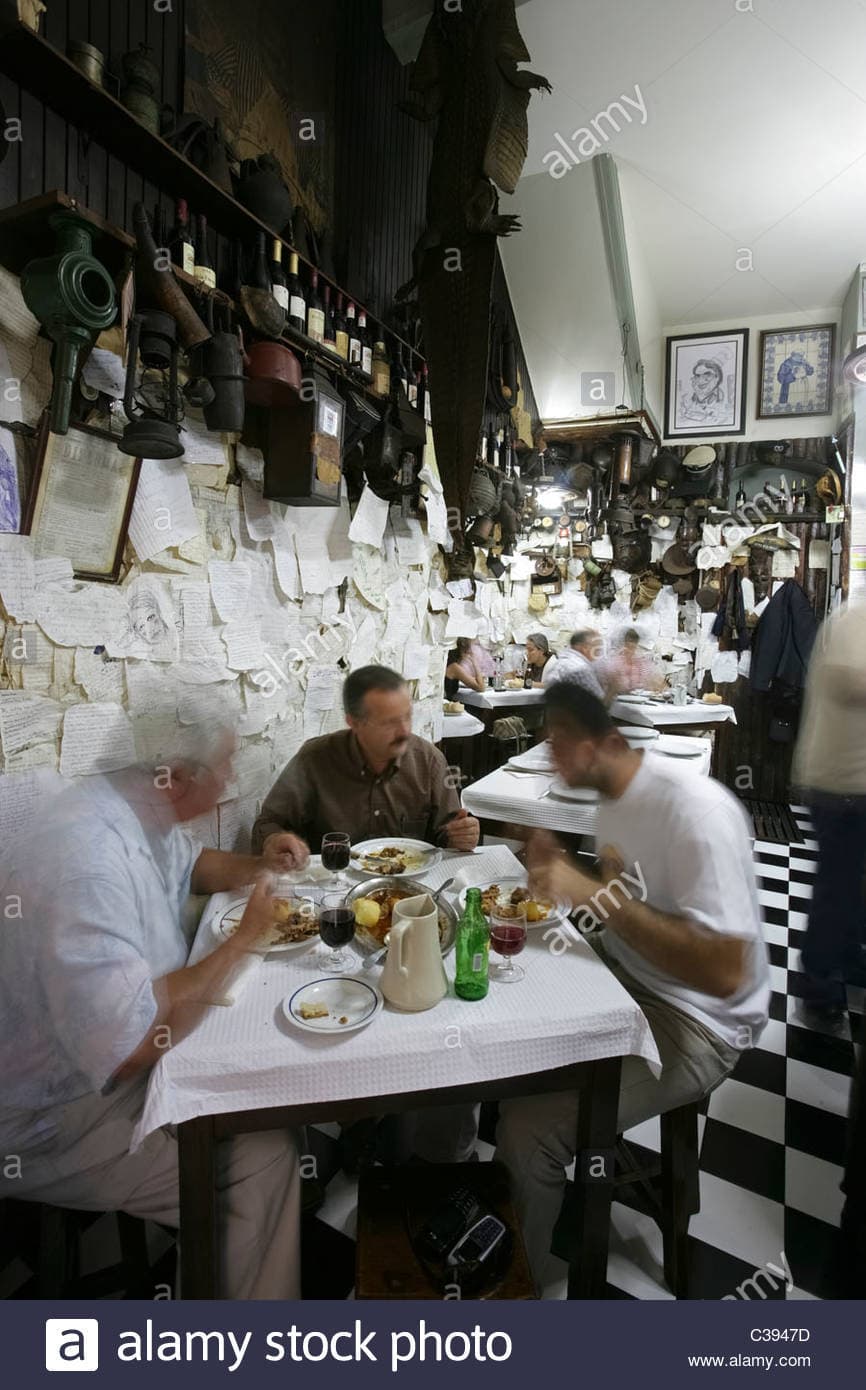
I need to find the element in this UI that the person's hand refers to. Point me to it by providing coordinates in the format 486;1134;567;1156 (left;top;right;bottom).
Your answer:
261;832;310;873
597;844;626;887
444;808;480;851
233;875;278;952
530;855;599;911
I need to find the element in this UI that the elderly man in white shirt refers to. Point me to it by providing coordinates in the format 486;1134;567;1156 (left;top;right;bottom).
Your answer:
546;629;606;700
0;733;310;1299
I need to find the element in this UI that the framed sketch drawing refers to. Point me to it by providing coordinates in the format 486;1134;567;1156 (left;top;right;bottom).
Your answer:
757;325;835;419
665;330;749;439
22;420;141;581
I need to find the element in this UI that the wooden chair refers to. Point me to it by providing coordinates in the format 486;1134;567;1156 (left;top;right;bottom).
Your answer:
4;1199;155;1299
553;1099;701;1298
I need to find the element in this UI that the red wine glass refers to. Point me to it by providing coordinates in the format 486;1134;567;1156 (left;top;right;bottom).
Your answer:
489;907;527;983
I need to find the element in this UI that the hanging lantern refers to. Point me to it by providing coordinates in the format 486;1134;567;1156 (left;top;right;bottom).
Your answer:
118;311;185;459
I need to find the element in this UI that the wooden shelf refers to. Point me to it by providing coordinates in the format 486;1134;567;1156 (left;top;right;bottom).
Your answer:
0;13;423;361
0;190;134;279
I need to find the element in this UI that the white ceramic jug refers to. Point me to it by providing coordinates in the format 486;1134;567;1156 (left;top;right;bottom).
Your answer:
380;893;447;1012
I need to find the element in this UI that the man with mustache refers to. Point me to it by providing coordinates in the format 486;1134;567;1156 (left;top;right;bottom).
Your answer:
253;665;481;859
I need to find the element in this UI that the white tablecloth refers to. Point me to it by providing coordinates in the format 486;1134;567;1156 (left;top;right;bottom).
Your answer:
458;685;546;711
440;711;485;738
610;696;737;728
133;845;659;1148
462;737;713;835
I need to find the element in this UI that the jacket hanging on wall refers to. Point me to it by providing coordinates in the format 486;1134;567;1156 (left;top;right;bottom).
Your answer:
749;579;818;743
712;569;749;653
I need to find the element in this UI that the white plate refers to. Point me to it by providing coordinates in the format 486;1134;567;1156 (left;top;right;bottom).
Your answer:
349;837;442;877
617;693;649;704
616;725;660;742
547;776;600;803
455;876;567;928
283;977;383;1034
211;896;320;953
660;745;704;758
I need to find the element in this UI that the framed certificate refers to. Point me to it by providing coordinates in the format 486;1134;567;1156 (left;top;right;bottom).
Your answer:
23;420;141;582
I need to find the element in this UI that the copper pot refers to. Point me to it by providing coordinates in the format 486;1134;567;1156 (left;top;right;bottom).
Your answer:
243;339;302;407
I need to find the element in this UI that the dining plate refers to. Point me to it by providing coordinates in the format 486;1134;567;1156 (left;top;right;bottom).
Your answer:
617;693;650;704
211;896;320;953
660;744;705;759
283;977;383;1034
349;837;442;877
546;776;600;803
615;725;660;742
455;876;567;928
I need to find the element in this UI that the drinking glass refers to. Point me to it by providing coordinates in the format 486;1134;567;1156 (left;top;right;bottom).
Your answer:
317;892;356;972
321;831;351;887
489;906;527;983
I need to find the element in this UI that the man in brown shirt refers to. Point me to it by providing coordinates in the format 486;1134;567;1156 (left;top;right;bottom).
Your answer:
252;666;480;856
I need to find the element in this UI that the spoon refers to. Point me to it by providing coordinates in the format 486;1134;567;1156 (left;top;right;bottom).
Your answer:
359;879;455;970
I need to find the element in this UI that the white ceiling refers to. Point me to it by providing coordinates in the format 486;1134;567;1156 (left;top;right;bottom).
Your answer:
515;0;866;323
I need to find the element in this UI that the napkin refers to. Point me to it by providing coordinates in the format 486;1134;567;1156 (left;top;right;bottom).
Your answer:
208;950;266;1007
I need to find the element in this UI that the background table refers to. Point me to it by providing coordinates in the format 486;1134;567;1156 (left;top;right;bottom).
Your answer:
610;696;736;729
441;710;485;738
137;845;660;1299
462;738;713;837
458;686;546;712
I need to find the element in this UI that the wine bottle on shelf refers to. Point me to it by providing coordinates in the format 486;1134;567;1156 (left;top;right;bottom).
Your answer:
193;214;216;289
406;353;418;406
307;269;325;343
420;362;432;422
248;231;272;292
735;481;747;511
322;284;337;350
394;344;409;398
170;198;195;275
286;251;306;333
371;340;391;397
357;310;373;375
346;301;361;365
334;293;349;360
270;239;289;311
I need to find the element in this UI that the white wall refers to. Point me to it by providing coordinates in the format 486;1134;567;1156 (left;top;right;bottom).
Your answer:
661;308;842;445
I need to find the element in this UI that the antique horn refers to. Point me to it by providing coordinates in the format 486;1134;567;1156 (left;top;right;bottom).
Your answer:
132;203;211;351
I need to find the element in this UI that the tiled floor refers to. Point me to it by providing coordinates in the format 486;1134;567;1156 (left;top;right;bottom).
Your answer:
3;808;858;1300
299;806;860;1301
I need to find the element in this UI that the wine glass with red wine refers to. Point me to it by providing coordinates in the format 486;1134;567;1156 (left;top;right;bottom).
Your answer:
321;832;351;887
318;892;356;972
489;906;527;983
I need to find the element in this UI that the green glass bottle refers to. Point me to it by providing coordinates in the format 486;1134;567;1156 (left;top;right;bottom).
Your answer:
455;888;490;1000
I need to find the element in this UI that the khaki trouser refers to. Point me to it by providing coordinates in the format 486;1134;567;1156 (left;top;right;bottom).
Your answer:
5;1076;301;1300
496;938;740;1293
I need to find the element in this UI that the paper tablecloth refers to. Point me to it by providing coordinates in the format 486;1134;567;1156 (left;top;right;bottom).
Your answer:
440;711;485;738
458;686;546;711
611;697;736;728
133;845;659;1148
462;738;712;834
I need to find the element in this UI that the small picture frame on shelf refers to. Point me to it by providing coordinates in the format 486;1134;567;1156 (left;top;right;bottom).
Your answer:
664;329;749;439
22;418;141;582
757;324;835;419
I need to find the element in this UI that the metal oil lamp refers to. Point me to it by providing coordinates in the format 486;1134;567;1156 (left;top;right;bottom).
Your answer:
118;311;185;459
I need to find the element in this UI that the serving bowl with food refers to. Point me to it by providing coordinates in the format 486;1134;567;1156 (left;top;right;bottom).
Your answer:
456;877;566;929
345;876;457;956
348;837;442;878
212;894;320;952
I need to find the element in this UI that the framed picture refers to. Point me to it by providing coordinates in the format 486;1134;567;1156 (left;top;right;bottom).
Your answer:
664;330;749;439
757;324;835;419
22;419;141;582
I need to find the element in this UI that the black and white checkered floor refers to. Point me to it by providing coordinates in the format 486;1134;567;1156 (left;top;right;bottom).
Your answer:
301;807;861;1300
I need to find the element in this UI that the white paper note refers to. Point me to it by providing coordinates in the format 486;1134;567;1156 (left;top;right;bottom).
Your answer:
74;647;126;704
179;414;228;470
176;631;235;684
236;443;265;484
305;665;339;713
270;532;301;600
125;661;179;716
35;582;126;648
295;535;333;595
349;485;390;546
223;622;264;672
177;681;243;728
0;533;36;621
105;578;178;663
128;459;199;563
0;691;63;757
59;703;136;777
242;482;282;543
81;347;127;400
209;560;252;623
0;766;63;848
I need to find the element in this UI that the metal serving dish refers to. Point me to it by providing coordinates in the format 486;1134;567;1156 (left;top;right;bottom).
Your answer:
345;876;457;958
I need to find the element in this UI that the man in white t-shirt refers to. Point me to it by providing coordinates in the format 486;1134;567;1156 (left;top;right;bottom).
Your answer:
546;629;605;700
496;683;769;1292
793;601;866;1018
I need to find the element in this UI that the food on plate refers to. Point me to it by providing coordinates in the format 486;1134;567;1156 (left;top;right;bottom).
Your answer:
702;693;723;705
354;885;448;945
443;700;465;714
224;897;319;945
352;897;382;929
504;679;524;690
352;843;425;875
478;883;553;923
339;1016;349;1025
299;1001;329;1020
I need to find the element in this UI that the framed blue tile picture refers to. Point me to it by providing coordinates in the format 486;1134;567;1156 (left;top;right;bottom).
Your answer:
758;325;835;419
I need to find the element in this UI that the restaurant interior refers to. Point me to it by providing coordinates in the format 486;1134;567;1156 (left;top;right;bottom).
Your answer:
0;0;864;1305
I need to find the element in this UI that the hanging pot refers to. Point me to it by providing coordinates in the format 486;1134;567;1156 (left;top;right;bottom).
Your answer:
235;155;294;235
243;337;302;408
202;304;246;432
